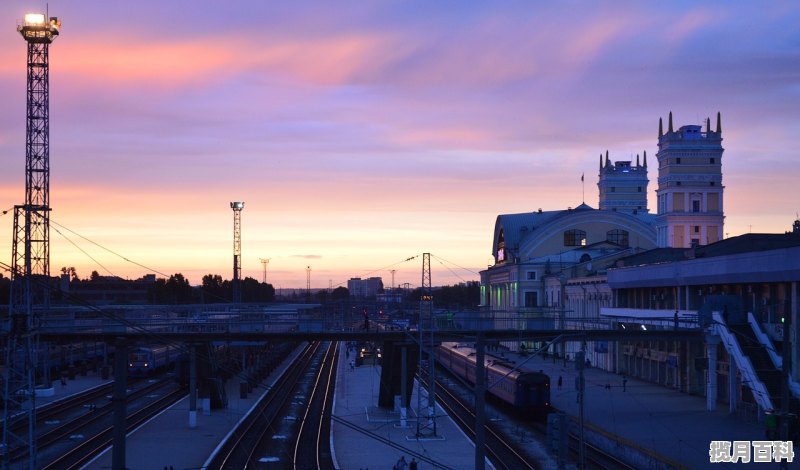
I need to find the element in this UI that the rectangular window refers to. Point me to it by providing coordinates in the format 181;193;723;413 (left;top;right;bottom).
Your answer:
710;158;715;164
638;187;642;192
527;271;536;280
693;200;701;212
611;187;615;192
677;158;681;164
694;226;700;233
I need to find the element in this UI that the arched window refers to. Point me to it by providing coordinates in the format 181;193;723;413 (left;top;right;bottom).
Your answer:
607;229;629;247
496;230;506;262
564;229;586;247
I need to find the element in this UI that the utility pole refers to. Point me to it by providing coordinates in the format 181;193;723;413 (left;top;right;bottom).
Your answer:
230;202;244;303
3;13;61;469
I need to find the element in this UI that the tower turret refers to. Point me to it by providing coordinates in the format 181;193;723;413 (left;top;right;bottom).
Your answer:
598;150;649;215
655;113;724;248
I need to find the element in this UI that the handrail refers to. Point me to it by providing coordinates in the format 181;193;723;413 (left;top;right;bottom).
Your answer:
747;312;782;369
711;312;773;412
748;312;800;400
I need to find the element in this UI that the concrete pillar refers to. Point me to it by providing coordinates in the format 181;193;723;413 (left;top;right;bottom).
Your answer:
706;335;719;411
112;338;128;470
793;282;798;384
189;344;197;429
729;358;738;414
400;346;408;428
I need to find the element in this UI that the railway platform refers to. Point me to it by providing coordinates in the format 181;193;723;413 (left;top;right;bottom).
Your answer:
83;344;306;470
331;344;492;470
497;349;767;469
34;370;112;407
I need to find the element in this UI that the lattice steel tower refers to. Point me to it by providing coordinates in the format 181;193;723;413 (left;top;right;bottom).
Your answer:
416;253;438;437
3;13;61;469
231;202;244;303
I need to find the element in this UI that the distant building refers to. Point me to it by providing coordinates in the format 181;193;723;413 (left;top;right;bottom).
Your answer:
347;277;384;298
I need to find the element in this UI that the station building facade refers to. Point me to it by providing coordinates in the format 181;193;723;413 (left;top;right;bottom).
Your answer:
602;227;800;417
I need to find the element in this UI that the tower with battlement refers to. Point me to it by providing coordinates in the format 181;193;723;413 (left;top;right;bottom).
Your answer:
598;150;649;215
655;112;724;248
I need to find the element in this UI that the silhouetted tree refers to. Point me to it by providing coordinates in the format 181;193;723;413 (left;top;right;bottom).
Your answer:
331;286;349;300
0;273;10;305
149;273;193;304
201;274;228;302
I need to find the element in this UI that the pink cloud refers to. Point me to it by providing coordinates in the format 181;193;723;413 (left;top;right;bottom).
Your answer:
662;9;715;45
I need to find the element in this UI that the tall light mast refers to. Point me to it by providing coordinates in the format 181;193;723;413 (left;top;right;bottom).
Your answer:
306;265;312;301
3;13;61;469
259;257;270;284
231;202;244;303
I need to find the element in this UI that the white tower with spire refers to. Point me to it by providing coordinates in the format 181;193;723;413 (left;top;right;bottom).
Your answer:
655;112;725;248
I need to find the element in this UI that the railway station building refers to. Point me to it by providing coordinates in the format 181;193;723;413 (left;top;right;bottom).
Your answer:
481;113;800;416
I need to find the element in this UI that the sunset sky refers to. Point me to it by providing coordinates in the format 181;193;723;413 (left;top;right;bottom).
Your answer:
1;1;798;288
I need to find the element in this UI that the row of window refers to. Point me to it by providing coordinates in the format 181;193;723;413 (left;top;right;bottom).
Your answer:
673;157;716;164
608;187;643;192
564;229;629;247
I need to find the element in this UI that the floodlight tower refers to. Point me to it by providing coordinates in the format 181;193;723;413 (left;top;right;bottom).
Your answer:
259;257;270;284
3;13;61;469
231;202;244;303
306;265;311;301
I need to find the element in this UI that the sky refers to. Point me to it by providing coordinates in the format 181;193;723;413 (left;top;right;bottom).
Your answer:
0;1;799;288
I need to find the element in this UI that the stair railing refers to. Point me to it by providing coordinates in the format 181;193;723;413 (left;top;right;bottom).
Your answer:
748;312;800;400
711;311;774;412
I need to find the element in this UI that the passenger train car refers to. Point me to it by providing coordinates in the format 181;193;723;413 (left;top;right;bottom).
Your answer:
128;344;180;377
435;342;550;416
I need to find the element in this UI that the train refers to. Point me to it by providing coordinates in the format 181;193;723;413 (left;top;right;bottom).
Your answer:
435;342;550;416
128;344;181;377
1;341;111;375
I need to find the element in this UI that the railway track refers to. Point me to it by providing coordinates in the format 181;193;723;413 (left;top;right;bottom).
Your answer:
292;342;338;469
35;378;185;470
431;377;538;470
435;367;637;470
207;341;337;469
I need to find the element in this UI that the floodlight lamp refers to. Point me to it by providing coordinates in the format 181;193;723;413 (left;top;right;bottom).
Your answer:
230;201;244;210
24;13;45;26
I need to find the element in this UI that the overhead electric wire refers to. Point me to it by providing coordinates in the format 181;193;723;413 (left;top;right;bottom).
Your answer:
330;254;421;289
50;219;233;303
51;219;172;279
433;256;468;284
52;225;116;277
430;254;481;277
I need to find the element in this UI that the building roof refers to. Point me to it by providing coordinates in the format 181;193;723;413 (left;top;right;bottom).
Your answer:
608;232;800;288
614;233;800;268
492;204;656;258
